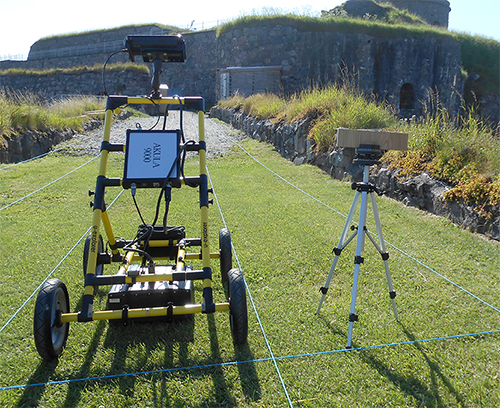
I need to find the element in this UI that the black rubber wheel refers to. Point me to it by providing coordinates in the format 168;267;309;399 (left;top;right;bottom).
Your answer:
228;268;248;344
83;233;104;277
33;278;70;361
219;228;233;283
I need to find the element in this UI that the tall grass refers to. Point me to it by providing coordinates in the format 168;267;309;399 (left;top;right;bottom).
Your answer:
218;84;397;152
0;91;105;139
218;85;500;211
0;62;149;78
217;13;452;39
387;108;500;214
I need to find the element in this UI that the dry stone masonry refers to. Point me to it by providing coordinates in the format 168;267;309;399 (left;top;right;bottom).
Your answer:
210;106;500;242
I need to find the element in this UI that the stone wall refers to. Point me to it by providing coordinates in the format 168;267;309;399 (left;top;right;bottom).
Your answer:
216;25;464;116
26;25;170;68
0;29;218;102
324;1;451;28
0;128;76;163
210;106;500;241
162;31;218;102
0;69;151;98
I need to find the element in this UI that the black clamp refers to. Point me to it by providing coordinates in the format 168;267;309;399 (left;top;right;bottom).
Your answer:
122;305;129;325
167;301;174;320
381;252;390;261
202;267;212;280
320;286;328;295
389;291;397;299
354;256;364;265
333;247;342;256
349;313;359;322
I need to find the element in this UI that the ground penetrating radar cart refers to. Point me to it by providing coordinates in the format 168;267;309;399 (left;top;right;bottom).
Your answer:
33;34;248;361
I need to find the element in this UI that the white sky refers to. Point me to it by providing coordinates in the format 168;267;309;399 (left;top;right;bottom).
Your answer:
0;0;498;58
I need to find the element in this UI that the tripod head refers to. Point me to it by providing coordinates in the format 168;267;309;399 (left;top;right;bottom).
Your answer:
353;144;383;166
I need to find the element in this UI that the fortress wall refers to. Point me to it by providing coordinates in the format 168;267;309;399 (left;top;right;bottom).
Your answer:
216;24;463;114
0;70;150;98
0;22;464;115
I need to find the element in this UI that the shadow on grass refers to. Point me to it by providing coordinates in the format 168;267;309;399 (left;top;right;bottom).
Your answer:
355;323;465;407
102;316;196;404
62;319;107;407
26;287;261;406
234;340;262;402
318;314;465;406
15;359;59;408
16;291;108;408
150;314;261;407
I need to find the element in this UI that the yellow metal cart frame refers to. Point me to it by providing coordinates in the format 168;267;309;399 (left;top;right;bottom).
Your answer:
33;35;248;361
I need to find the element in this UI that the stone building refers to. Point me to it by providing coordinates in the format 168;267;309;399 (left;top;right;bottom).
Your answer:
326;0;451;28
386;0;451;27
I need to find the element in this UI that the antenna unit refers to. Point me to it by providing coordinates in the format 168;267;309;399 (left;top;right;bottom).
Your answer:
124;35;186;63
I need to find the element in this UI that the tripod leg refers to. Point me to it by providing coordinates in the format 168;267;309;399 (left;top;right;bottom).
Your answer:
316;191;360;315
346;190;369;348
370;193;398;321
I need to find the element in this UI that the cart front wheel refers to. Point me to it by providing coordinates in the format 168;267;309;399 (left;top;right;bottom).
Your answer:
33;278;70;361
228;268;248;344
219;228;233;283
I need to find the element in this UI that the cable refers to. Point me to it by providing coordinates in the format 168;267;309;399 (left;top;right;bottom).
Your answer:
180;140;197;187
174;95;185;143
102;49;128;96
146;96;162;130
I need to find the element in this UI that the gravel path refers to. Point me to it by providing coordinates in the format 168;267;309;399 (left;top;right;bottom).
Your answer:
58;111;247;158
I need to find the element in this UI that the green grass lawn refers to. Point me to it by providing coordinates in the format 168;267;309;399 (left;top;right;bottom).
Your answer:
0;135;499;407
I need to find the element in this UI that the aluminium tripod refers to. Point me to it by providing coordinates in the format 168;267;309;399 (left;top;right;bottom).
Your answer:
316;145;398;348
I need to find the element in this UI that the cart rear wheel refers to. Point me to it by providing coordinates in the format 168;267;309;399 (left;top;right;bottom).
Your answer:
219;228;233;283
33;278;70;361
83;233;104;277
228;268;248;344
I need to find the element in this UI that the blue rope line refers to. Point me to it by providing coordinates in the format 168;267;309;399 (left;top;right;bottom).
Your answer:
0;228;90;334
2;328;498;392
0;155;100;212
206;164;294;408
1;117;497;396
0;190;124;334
277;329;500;361
209;118;500;315
385;242;500;314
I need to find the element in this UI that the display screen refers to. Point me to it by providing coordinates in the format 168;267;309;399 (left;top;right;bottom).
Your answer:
123;130;180;187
